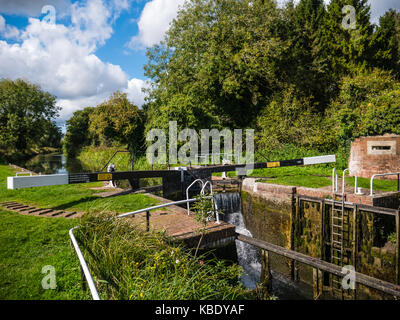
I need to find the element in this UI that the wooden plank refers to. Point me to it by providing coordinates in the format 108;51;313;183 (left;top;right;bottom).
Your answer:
236;233;400;297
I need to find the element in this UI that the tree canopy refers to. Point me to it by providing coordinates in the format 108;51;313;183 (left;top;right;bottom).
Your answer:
0;79;61;160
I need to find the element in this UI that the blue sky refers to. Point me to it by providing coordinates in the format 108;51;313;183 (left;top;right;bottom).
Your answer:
0;0;399;127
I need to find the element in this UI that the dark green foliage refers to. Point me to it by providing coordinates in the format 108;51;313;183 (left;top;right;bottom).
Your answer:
373;9;400;78
63;107;95;157
326;69;400;146
0;79;61;159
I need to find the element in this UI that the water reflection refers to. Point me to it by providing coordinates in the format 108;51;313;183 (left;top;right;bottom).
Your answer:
17;154;85;174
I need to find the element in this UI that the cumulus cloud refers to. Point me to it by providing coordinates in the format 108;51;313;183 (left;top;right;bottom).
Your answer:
128;0;185;49
0;0;147;120
0;15;20;39
125;78;149;107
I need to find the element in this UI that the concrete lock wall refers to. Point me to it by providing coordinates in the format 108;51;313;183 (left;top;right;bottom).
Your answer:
349;134;400;179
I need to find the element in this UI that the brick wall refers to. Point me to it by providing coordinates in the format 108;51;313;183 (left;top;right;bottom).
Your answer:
349;135;400;179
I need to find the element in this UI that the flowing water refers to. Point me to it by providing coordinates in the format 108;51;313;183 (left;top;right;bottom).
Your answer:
214;192;312;299
214;192;262;289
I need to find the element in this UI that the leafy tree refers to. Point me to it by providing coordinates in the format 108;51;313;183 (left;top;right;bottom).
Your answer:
284;0;331;109
144;0;291;133
0;79;60;159
88;91;145;153
63;107;95;157
321;0;375;84
256;86;323;152
373;9;400;77
326;69;400;146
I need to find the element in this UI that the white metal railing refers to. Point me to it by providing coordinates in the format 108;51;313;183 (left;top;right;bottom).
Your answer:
342;168;349;196
332;168;338;193
69;227;101;300
200;180;220;224
370;172;400;196
70;196;217;300
186;179;204;215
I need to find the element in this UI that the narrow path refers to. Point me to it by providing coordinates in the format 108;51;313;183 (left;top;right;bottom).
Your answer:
0;201;82;219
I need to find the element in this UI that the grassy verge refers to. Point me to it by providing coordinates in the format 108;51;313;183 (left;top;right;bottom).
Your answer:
0;165;158;213
76;212;255;300
0;164;160;299
0;210;88;299
346;176;399;193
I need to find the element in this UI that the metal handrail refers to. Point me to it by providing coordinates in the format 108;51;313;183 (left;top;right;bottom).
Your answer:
117;197;209;219
342;168;349;196
332;168;338;193
70;197;214;300
200;180;220;224
69;227;101;300
186;179;205;215
370;172;400;196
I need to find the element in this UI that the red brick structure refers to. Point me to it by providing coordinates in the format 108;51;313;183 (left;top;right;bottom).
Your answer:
349;134;400;179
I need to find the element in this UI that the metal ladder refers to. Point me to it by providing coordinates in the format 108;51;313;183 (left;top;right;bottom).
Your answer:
331;168;350;299
331;194;345;298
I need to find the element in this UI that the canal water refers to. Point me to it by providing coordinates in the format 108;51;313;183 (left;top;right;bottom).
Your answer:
15;153;84;174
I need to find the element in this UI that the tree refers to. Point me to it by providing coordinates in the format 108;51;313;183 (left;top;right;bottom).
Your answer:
88;91;144;153
326;69;400;146
63;107;95;157
279;0;330;109
144;0;290;133
0;78;60;159
321;0;375;83
373;9;400;78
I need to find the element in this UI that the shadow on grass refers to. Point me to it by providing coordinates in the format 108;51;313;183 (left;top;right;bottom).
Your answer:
50;196;101;211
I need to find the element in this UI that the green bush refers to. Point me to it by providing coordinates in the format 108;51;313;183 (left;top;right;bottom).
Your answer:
326;69;400;146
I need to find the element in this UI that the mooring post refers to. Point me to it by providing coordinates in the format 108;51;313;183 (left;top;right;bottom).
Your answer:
146;210;150;232
260;249;272;298
313;268;323;300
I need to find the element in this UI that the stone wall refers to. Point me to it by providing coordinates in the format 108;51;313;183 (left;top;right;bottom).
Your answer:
349;134;400;179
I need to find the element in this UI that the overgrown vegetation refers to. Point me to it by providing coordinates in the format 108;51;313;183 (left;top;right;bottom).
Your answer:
75;212;253;300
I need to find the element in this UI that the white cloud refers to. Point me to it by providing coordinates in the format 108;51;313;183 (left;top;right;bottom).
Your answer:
0;15;20;39
125;78;149;107
128;0;185;49
0;0;147;120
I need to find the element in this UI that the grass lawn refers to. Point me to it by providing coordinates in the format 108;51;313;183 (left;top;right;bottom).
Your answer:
0;165;158;213
214;165;400;191
0;210;87;299
214;165;335;188
346;176;399;193
0;164;160;300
